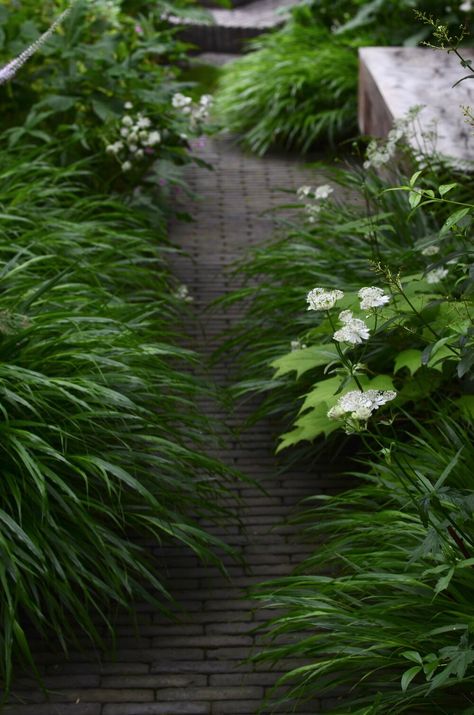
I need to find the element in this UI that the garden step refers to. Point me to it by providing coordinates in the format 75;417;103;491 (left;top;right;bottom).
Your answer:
175;0;298;52
358;46;474;167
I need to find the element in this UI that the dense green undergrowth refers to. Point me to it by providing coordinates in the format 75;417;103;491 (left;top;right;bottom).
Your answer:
214;0;473;154
0;0;235;691
223;117;474;711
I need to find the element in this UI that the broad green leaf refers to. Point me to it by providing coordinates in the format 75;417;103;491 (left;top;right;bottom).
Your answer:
442;207;470;232
271;345;339;379
439;182;458;196
394;349;422;376
401;665;421;692
455;395;474;420
277;401;338;451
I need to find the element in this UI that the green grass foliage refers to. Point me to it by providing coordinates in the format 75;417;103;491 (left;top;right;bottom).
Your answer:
0;143;235;688
214;20;360;155
253;412;474;713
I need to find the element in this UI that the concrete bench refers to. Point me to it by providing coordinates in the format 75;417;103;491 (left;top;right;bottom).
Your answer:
358;46;474;166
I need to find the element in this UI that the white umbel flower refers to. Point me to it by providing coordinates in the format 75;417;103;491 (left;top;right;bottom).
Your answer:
314;184;333;200
333;310;370;344
306;288;344;311
297;185;313;200
171;92;193;109
146;131;161;147
358;286;390;310
421;245;440;256
327;389;397;422
426;267;448;283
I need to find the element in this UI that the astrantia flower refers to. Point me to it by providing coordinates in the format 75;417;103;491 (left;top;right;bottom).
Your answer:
306;288;344;311
358;286;390;310
172;93;193;111
297;185;313;200
121;161;132;172
146;131;161;146
120;127;129;138
333;310;370;344
426;267;448;283
305;204;321;223
314;184;333;200
122;116;134;127
124;101;133;110
327;389;397;422
106;141;123;155
460;0;472;11
421;245;440;256
136;116;151;130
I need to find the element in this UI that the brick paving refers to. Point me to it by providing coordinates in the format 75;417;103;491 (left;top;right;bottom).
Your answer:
4;138;345;715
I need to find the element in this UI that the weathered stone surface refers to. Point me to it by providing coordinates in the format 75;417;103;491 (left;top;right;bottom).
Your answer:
359;46;474;165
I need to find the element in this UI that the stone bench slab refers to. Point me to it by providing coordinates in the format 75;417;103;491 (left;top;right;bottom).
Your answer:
359;46;474;166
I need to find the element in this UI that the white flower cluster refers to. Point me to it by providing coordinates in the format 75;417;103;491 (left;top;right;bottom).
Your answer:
174;284;193;302
358;286;390;310
297;184;333;223
306;287;344;311
172;93;213;129
333;310;370;345
460;0;472;11
106;103;161;172
363;108;423;170
426;267;448;284
421;245;440;256
327;389;397;424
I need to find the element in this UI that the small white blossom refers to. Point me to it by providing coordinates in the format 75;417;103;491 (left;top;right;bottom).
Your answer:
121;161;132;172
128;132;138;144
305;204;321;223
297;185;313;200
358;286;390;310
146;131;161;147
290;339;307;351
124;101;133;110
120;127;129;138
333;310;370;344
129;144;138;153
421;245;440;256
175;284;193;302
306;288;344;311
122;115;134;127
314;184;333;200
327;389;397;423
172;93;193;110
426;267;448;283
136;149;144;159
106;141;123;155
460;0;472;11
136;116;152;129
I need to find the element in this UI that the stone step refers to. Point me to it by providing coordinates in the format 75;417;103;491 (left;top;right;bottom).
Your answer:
175;0;298;52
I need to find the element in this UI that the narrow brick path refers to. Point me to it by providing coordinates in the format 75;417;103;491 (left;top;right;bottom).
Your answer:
5;139;344;715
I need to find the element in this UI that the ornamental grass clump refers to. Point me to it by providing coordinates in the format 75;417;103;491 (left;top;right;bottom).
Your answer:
0;143;236;689
252;412;474;713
